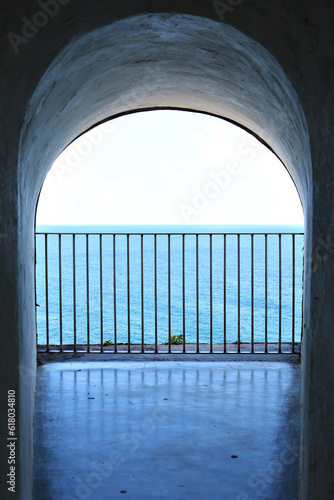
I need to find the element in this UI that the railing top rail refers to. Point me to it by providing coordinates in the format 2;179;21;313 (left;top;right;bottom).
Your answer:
36;232;304;236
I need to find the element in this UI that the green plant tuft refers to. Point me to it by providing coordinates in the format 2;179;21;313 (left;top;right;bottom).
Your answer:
164;333;184;345
103;339;114;346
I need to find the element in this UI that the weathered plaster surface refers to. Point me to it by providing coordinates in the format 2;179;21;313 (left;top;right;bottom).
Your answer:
0;1;333;498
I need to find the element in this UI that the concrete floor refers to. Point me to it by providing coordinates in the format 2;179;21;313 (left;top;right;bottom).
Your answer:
33;360;301;500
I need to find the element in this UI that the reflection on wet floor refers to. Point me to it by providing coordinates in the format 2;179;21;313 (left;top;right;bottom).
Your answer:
33;361;300;500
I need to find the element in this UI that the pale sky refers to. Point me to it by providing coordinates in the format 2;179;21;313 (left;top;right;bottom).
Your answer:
36;110;304;226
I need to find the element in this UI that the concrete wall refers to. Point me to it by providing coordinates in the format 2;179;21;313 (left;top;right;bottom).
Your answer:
0;1;333;498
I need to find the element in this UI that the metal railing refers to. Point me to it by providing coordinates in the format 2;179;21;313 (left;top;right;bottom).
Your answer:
35;231;304;354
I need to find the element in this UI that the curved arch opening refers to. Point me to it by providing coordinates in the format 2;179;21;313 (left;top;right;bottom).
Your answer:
35;109;304;353
36;109;304;227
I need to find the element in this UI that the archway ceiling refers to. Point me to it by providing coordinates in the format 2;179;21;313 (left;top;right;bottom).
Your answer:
20;14;310;209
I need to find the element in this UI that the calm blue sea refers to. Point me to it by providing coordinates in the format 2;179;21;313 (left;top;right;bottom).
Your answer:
35;225;304;345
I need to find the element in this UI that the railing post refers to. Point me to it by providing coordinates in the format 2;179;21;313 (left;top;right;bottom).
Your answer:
292;233;296;354
251;234;254;354
141;234;144;354
279;234;282;354
265;234;268;354
154;234;158;354
73;234;76;353
86;234;90;353
196;234;199;354
168;234;171;353
127;234;130;353
224;234;227;353
182;234;186;354
210;234;213;354
44;234;50;353
113;234;117;353
237;234;241;354
99;234;103;353
59;234;63;353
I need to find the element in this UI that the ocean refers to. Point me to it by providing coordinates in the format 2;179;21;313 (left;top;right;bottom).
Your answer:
35;225;304;346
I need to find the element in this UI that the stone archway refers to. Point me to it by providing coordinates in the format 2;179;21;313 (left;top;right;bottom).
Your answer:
3;10;324;499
